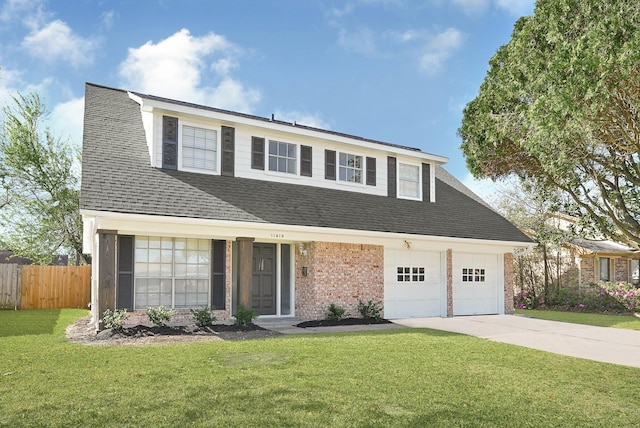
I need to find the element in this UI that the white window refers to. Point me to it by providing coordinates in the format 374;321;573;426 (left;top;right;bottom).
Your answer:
269;140;297;174
399;163;420;199
339;152;363;183
134;236;210;310
182;125;217;171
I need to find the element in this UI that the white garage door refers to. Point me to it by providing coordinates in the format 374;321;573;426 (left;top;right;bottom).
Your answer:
384;249;443;318
452;253;500;315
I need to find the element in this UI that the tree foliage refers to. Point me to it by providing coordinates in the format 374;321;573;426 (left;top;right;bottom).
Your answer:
459;0;640;248
0;92;87;264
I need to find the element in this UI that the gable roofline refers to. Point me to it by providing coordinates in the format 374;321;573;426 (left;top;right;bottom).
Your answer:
100;83;449;164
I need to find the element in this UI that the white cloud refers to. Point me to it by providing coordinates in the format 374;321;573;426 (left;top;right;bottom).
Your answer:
0;0;46;24
119;29;260;113
50;97;84;147
494;0;535;16
101;10;115;29
419;28;463;75
338;27;377;56
22;19;96;67
273;110;329;129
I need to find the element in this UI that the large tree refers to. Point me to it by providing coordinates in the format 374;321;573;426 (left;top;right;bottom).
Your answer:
0;92;87;264
459;0;640;248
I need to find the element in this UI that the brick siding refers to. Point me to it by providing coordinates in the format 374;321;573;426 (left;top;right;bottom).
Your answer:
295;241;384;319
504;253;514;314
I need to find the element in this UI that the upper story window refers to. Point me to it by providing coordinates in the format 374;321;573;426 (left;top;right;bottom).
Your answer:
269;140;297;174
339;152;363;183
399;163;420;199
181;125;217;172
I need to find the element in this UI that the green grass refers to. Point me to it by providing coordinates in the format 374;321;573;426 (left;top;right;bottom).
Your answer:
515;309;640;331
1;309;640;427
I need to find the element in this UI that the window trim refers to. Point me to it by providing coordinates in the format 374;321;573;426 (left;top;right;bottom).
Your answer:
266;138;298;176
397;161;422;201
338;151;365;186
178;120;220;175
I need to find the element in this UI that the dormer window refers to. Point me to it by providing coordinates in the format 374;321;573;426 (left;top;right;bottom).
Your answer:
182;125;217;171
398;163;420;199
268;140;297;174
339;152;363;183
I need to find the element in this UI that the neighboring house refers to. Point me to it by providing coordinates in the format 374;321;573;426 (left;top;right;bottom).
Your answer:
0;250;69;266
565;239;640;286
0;250;32;265
80;83;533;328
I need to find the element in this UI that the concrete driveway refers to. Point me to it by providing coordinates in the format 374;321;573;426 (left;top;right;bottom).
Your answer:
393;315;640;368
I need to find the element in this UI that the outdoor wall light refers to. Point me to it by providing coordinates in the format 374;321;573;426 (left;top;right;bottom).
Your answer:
302;266;308;277
297;242;308;256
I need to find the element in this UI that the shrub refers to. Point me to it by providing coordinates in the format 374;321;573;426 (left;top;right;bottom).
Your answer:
518;284;627;313
234;304;258;326
190;307;217;327
101;308;128;331
146;306;174;327
599;281;640;312
326;303;346;321
357;299;383;320
514;289;536;309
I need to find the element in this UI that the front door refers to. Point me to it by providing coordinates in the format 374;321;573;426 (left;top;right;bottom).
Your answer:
252;243;276;315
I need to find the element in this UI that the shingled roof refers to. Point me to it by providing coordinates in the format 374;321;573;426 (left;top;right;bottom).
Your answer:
80;83;531;244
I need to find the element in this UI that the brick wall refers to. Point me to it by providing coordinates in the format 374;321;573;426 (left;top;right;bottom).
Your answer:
613;258;630;283
504;253;514;314
295;241;384;319
581;257;596;285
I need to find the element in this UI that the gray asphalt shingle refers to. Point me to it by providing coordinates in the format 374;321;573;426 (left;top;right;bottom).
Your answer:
81;83;531;244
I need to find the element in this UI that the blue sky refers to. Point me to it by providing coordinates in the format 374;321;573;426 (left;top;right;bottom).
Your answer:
0;0;534;198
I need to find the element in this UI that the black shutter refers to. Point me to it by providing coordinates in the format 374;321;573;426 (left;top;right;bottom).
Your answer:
162;116;178;169
211;240;226;309
325;149;336;180
251;137;265;170
366;157;376;186
300;145;312;177
116;235;134;311
387;156;397;198
221;126;235;176
422;163;431;202
280;244;291;315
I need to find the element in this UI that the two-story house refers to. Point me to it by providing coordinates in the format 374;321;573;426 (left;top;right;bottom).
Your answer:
80;83;533;329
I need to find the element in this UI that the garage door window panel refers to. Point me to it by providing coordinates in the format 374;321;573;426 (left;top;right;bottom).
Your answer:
462;268;485;282
397;266;425;282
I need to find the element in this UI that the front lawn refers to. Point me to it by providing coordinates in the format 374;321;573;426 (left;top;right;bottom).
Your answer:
1;309;639;427
515;309;640;331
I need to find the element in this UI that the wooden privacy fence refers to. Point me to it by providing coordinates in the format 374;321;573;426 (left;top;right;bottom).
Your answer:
0;264;91;309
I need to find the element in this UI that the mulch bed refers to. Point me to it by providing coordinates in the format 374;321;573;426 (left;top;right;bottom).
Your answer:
296;317;391;328
66;316;280;345
96;323;267;340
